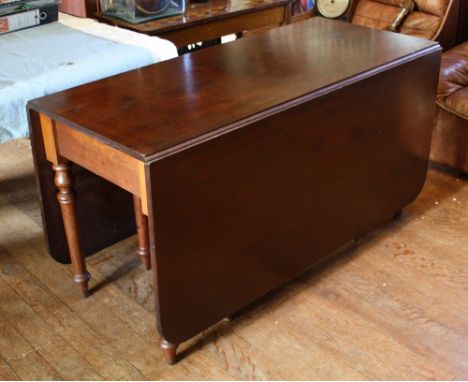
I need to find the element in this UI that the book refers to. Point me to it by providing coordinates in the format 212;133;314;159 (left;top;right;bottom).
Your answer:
0;0;25;5
0;0;58;16
0;1;58;34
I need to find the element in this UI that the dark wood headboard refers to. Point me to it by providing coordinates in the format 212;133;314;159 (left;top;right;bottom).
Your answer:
59;0;100;18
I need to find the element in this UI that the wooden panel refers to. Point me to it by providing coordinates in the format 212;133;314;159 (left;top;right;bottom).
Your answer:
28;109;137;264
139;162;149;216
160;7;285;47
55;122;143;197
39;114;58;165
0;363;19;380
147;52;440;344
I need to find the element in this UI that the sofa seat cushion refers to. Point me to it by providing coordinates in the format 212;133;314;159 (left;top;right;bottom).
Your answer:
441;87;468;119
431;41;468;172
437;41;468;98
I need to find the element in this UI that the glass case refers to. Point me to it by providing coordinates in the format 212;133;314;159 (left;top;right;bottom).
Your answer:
99;0;186;23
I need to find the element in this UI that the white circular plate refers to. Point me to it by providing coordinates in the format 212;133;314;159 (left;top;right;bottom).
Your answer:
317;0;350;18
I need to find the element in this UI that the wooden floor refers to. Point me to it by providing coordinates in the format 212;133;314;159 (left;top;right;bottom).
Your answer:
0;138;467;380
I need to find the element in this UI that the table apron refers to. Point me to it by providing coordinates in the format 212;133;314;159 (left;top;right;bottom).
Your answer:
159;6;287;47
39;115;148;214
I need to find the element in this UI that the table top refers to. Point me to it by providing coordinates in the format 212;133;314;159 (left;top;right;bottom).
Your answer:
29;18;439;161
96;0;290;34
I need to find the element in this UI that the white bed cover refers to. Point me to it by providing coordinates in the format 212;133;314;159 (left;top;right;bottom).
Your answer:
0;13;178;143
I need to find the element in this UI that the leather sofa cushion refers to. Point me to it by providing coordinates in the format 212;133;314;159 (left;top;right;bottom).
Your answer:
370;0;449;16
351;0;450;40
442;87;468;119
438;42;468;98
437;41;468;119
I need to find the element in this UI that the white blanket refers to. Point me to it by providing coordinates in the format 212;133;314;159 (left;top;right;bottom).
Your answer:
0;13;178;143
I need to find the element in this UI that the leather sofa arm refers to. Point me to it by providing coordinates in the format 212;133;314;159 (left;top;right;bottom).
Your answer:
437;41;468;101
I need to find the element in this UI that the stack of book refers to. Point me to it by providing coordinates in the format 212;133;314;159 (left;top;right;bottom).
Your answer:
0;0;59;34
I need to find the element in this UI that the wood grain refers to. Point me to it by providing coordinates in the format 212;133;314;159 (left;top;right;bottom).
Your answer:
0;363;20;381
38;339;103;380
7;351;61;381
0;137;467;378
39;114;58;165
0;322;34;362
28;18;439;159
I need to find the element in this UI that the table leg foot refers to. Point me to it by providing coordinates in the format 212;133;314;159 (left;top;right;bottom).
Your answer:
53;162;91;298
160;339;178;365
74;272;91;298
133;195;151;270
392;210;402;220
137;248;151;270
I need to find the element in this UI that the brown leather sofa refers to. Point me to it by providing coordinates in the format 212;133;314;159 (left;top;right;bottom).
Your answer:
430;42;468;173
351;0;460;50
350;0;467;173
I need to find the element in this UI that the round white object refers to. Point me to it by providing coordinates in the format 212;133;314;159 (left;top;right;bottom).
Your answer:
316;0;350;18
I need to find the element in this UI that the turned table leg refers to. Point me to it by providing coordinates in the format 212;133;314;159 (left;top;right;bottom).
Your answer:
160;339;179;365
133;195;151;270
53;161;91;298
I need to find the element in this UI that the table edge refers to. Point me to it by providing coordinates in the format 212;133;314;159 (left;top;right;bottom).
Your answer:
27;43;441;163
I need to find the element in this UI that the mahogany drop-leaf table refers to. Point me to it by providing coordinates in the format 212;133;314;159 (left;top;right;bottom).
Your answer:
28;18;441;364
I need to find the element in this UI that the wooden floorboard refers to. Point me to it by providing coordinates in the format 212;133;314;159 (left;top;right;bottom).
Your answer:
0;361;20;381
0;138;467;380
